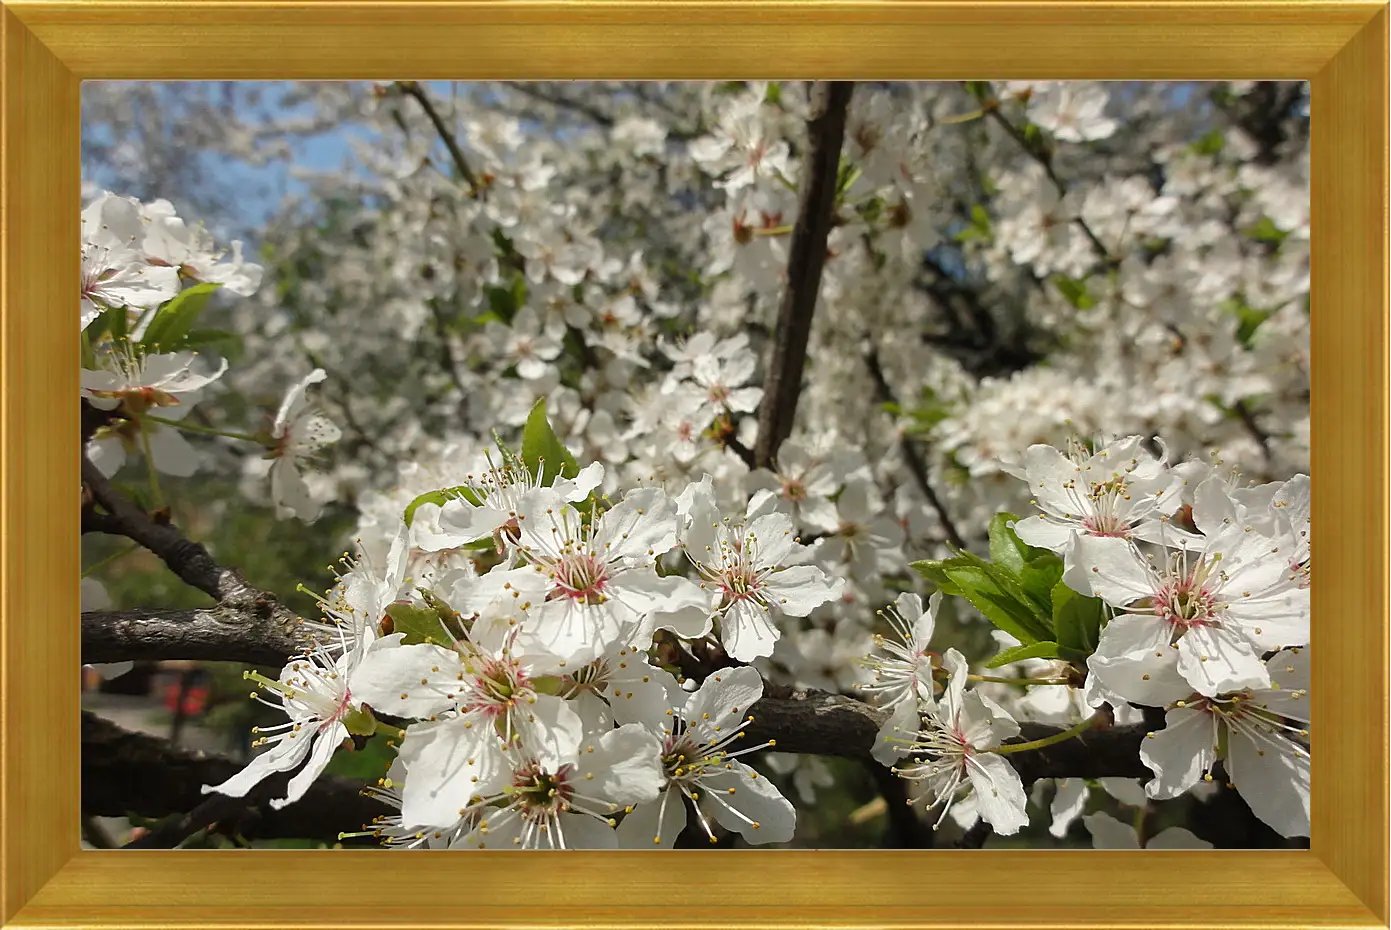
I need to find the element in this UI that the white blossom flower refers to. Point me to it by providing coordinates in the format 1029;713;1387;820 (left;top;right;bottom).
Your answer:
616;666;795;847
1140;648;1310;837
895;649;1029;835
81;348;228;411
1075;512;1308;699
510;487;714;662
269;369;341;522
80;192;181;328
202;625;378;810
857;592;943;766
412;458;603;555
1027;83;1118;143
1011;435;1183;553
678;477;842;662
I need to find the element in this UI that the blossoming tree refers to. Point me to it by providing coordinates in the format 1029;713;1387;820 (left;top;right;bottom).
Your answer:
79;79;1310;850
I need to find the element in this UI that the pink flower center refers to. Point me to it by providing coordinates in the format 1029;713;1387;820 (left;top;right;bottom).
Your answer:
1156;578;1218;629
720;564;763;601
551;551;610;605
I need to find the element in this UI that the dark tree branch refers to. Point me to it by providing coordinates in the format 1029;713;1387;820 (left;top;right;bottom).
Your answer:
82;605;311;668
501;81;616;129
1232;398;1274;464
83;712;386;848
865;761;933;848
980;99;1115;268
753;81;855;469
723;433;756;469
82;457;287;610
955;819;993;848
81;605;1155;784
863;345;968;549
396;81;481;197
82;457;228;600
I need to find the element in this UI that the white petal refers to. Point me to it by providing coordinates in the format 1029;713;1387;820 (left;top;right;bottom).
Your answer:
1082;811;1142;849
614;790;684;849
1049;779;1088;838
719;597;780;662
1096;776;1148;807
201;729;314;798
698;761;796;843
1226;722;1310;838
398;715;508;828
762;564;841;617
684;665;764;734
518;694;584;769
1014;515;1077;553
576;724;665;807
871;700;920;766
348;640;461;718
1140;707;1218;800
1175;624;1271;696
596;487;678;560
1072;536;1156;607
1146;826;1214;849
965;752;1030;835
270;722;347;810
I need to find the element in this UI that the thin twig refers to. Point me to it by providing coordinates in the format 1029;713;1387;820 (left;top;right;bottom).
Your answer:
862;346;968;549
753;81;855;469
397;81;481;197
981;102;1115;267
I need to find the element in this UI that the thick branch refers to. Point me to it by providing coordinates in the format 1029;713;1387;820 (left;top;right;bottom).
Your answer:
82;712;384;847
82;605;309;667
753;81;855;468
81;455;303;634
82;604;1157;783
745;683;1153;783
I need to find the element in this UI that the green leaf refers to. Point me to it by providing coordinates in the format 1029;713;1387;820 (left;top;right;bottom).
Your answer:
140;283;222;351
485;275;527;325
987;512;1030;576
1247;216;1290;246
964;81;993;101
1052;580;1106;656
1191;128;1225;157
836;158;863;198
1018;553;1065;609
940;564;1053;645
341;705;378;737
384;602;451;646
985;641;1063;669
521;398;579;486
87;303;128;342
910;559;965;596
1052;275;1096;310
764;81;783;106
402;485;484;528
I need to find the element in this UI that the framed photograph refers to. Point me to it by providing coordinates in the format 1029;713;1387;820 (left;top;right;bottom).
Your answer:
3;1;1386;927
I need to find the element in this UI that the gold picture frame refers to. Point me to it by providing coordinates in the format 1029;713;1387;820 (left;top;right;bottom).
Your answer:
2;1;1386;926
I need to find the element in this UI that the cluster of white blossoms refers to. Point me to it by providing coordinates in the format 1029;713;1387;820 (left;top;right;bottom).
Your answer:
80;190;347;520
859;435;1309;839
81;79;1310;847
202;424;851;848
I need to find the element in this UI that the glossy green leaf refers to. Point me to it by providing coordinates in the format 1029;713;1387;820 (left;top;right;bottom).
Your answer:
521;398;579;486
402;485;484;528
1052;580;1106;656
141;283;222;351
